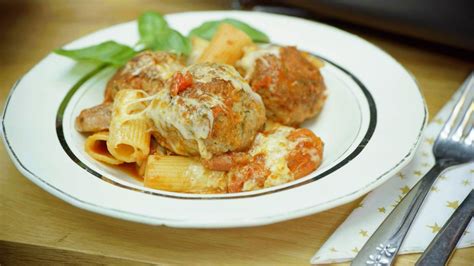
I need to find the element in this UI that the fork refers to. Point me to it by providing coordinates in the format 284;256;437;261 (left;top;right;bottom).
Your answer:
351;72;474;266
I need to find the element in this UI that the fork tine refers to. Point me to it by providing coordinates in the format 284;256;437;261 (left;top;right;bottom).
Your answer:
439;72;474;140
465;127;474;147
452;101;473;142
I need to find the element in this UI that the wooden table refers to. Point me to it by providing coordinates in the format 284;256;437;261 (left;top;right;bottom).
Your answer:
1;1;473;264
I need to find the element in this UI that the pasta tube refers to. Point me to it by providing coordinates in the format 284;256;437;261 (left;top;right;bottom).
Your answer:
197;23;253;65
84;131;123;165
187;36;209;65
144;155;227;193
107;89;152;163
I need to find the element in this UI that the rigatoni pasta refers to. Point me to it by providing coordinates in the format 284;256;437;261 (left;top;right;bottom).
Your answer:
197;23;253;65
84;131;123;165
144;155;227;193
187;36;209;65
107;89;152;163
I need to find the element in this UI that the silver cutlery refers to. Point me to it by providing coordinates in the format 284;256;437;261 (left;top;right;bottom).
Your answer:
416;189;473;266
351;72;474;266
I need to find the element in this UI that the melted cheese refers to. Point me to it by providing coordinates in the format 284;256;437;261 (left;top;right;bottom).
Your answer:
242;178;260;191
113;90;149;126
241;125;322;189
187;63;263;103
188;63;263;103
146;63;263;159
183;161;226;192
184;163;206;187
145;85;224;159
124;53;183;80
249;126;294;188
146;88;222;150
236;45;281;80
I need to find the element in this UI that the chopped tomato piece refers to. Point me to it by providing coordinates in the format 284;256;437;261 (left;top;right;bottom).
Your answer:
288;128;323;153
287;150;317;179
286;128;323;179
170;71;193;96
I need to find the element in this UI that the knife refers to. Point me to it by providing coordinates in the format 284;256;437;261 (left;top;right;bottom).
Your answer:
416;190;473;266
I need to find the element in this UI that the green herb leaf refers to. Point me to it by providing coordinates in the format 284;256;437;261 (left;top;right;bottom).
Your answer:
157;29;191;55
54;41;136;66
189;18;269;43
138;11;169;49
137;11;191;55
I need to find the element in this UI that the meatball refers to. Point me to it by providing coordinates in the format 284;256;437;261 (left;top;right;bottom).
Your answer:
104;51;185;102
75;102;112;133
237;46;326;126
147;63;266;159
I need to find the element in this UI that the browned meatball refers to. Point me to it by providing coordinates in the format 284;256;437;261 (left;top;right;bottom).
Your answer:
75;102;112;132
147;63;266;159
238;46;326;126
104;51;185;102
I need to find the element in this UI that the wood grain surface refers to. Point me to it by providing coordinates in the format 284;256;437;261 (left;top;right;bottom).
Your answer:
0;0;473;265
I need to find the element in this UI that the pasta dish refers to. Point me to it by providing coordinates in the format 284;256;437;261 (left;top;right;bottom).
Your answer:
75;22;327;194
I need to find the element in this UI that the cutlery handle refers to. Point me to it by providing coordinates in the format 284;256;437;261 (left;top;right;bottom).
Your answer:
351;162;449;266
416;190;474;266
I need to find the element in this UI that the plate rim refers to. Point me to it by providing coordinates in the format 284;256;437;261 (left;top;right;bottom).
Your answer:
1;10;428;228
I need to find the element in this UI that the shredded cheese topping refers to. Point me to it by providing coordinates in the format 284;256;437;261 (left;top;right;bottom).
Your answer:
146;63;263;159
242;125;320;189
123;52;183;81
113;90;150;126
249;126;293;188
187;63;263;103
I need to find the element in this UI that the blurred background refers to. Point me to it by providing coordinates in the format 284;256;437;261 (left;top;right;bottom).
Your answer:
1;0;472;115
238;0;474;52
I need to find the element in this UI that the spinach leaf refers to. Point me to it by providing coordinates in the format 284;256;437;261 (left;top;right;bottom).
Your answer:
137;11;191;55
189;18;269;43
54;41;136;66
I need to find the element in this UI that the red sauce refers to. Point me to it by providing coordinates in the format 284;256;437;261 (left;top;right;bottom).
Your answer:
91;139;143;182
114;163;143;181
91;139;109;156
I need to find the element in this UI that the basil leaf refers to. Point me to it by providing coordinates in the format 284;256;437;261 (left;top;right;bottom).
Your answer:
54;41;136;66
157;29;191;55
138;11;169;49
137;11;191;55
189;18;269;43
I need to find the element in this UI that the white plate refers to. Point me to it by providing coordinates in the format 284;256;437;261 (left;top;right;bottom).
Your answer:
1;11;427;228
